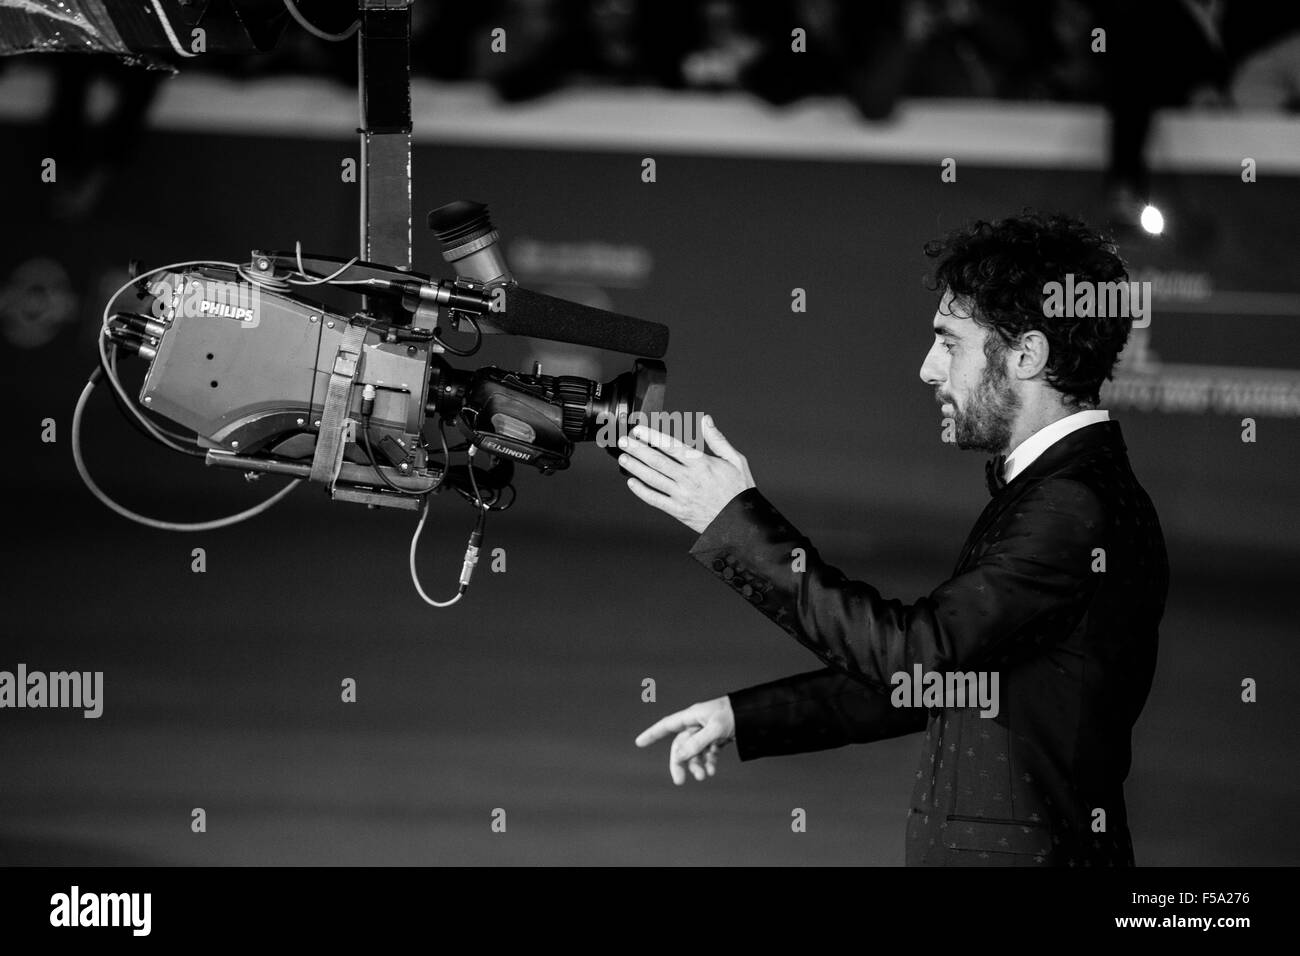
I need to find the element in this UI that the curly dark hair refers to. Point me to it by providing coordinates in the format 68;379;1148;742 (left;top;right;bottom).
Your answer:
923;211;1132;408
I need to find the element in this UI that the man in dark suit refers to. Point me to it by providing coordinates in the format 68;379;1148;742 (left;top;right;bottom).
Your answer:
622;212;1169;866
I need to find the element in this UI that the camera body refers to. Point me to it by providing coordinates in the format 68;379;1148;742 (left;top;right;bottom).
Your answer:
136;265;445;502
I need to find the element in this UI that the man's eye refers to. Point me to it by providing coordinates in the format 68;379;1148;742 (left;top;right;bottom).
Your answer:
943;342;955;352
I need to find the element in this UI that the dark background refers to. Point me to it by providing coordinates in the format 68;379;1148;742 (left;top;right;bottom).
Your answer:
1;61;1298;863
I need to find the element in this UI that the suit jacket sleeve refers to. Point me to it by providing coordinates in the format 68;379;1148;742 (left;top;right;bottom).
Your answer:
727;666;927;761
690;482;1106;694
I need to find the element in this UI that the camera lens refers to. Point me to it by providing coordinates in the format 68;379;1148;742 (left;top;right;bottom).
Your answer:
553;359;665;450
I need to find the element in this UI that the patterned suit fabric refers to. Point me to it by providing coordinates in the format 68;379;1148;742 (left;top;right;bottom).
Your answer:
690;421;1169;866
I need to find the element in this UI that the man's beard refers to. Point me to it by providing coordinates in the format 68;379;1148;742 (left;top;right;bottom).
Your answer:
953;350;1021;453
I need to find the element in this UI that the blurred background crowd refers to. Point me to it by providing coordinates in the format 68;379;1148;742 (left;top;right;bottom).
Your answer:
6;0;1300;226
9;0;1296;112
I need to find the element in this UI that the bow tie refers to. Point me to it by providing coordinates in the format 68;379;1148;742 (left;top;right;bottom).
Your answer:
985;454;1008;496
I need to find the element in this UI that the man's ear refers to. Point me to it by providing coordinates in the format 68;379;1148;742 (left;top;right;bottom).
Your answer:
1013;330;1050;380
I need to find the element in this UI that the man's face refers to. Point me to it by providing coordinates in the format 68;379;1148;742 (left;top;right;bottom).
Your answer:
918;290;1021;453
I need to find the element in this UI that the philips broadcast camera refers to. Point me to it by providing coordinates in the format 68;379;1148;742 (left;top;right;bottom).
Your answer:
96;201;668;513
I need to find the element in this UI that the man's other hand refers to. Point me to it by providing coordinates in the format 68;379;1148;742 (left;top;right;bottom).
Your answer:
619;415;756;533
635;696;736;785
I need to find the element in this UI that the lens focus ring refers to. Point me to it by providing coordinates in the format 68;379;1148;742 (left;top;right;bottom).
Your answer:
554;376;593;439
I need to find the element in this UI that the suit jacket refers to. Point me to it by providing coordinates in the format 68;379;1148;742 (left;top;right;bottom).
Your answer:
689;420;1169;866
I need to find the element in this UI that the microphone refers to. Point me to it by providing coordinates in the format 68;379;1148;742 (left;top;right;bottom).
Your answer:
429;200;669;358
497;286;669;358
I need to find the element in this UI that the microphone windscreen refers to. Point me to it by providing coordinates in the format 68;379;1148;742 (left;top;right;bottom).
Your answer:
497;287;669;358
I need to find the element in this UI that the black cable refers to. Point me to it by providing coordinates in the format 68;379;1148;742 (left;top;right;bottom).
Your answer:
431;418;450;491
432;312;482;356
465;451;485;508
360;415;426;496
467;456;489;555
423;419;467;460
491;483;517;511
454;481;515;512
452;482;498;508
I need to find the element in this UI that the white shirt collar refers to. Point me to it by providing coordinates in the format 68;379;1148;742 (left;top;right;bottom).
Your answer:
1003;409;1110;483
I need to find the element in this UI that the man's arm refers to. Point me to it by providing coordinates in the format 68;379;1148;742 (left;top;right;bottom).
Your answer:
690;480;1106;690
634;666;926;785
727;666;927;761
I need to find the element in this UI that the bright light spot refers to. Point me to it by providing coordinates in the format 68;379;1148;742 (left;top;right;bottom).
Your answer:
1140;205;1164;235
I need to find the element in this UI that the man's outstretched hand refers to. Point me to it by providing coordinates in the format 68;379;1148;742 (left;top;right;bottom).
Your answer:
635;696;737;784
619;415;756;534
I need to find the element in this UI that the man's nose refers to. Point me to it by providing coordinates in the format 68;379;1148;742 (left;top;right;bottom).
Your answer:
919;347;944;386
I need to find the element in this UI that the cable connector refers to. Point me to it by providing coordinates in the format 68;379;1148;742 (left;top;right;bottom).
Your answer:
458;525;484;592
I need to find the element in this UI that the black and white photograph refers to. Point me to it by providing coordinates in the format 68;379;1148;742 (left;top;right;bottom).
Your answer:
0;0;1295;936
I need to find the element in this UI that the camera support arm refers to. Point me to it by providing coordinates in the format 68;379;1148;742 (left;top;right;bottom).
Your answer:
357;0;413;316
